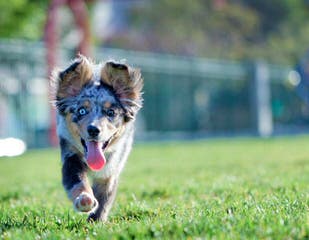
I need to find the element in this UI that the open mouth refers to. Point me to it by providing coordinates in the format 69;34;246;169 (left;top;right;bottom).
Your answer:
81;138;110;152
81;138;111;171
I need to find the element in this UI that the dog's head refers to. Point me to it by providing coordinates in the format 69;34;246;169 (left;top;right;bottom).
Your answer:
52;55;143;171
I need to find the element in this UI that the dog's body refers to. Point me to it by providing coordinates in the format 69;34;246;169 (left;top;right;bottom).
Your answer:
51;56;143;221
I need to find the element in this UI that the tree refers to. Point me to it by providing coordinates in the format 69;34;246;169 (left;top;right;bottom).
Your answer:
0;0;47;39
124;0;309;64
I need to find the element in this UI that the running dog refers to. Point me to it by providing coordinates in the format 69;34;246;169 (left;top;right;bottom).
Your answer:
51;55;143;221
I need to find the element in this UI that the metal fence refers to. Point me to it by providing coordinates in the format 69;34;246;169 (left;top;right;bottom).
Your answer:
0;39;308;147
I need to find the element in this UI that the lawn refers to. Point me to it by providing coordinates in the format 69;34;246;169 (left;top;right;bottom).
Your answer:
0;136;308;239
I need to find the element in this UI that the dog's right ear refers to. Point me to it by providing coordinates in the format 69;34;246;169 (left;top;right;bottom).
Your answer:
50;55;93;114
52;55;93;100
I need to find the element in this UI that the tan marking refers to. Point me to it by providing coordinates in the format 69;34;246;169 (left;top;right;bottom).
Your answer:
104;101;112;109
83;100;91;109
65;113;80;143
69;181;93;200
79;118;91;137
107;123;116;131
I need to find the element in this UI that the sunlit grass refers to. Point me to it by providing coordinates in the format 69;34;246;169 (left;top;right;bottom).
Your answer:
0;136;309;239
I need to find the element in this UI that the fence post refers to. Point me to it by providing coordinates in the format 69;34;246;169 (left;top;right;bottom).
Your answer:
251;61;273;137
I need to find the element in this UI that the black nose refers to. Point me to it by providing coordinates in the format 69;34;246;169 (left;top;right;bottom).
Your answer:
87;125;100;137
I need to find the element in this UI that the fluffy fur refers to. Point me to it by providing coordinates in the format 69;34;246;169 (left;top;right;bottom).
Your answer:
51;55;143;221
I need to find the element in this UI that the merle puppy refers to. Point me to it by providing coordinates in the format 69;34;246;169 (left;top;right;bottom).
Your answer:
51;55;143;221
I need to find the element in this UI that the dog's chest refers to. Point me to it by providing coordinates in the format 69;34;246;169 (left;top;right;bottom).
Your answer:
91;132;133;179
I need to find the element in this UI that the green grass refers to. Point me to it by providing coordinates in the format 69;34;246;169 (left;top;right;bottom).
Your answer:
0;136;309;239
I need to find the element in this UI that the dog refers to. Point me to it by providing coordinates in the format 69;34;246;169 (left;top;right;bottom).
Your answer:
51;55;143;221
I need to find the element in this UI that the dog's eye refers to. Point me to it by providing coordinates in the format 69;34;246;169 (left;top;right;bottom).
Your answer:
78;107;87;116
106;109;115;118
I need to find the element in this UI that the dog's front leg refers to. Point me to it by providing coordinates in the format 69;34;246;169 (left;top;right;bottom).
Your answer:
62;153;98;213
88;177;118;222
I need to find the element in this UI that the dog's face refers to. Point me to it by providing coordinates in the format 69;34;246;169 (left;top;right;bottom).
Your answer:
52;56;143;171
70;84;126;147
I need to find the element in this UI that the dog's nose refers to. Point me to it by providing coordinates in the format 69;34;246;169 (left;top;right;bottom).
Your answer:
87;125;100;137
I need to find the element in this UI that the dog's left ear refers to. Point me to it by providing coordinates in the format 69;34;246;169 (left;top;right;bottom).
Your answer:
101;61;143;121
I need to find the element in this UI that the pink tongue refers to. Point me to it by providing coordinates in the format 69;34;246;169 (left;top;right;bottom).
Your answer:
86;141;106;171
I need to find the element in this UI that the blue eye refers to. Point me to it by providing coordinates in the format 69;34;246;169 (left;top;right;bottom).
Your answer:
78;107;87;116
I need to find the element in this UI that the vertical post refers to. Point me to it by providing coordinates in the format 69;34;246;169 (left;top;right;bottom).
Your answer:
251;61;273;137
44;0;92;147
44;0;63;147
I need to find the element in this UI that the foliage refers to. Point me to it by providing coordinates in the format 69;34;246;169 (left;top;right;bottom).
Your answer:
244;0;309;64
131;1;259;58
0;0;47;40
1;0;309;63
129;0;309;64
0;137;308;239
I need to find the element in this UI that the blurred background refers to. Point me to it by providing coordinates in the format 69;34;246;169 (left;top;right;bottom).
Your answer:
1;0;309;153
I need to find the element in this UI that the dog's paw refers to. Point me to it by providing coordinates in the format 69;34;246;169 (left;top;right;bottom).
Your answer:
74;192;98;213
87;212;108;223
